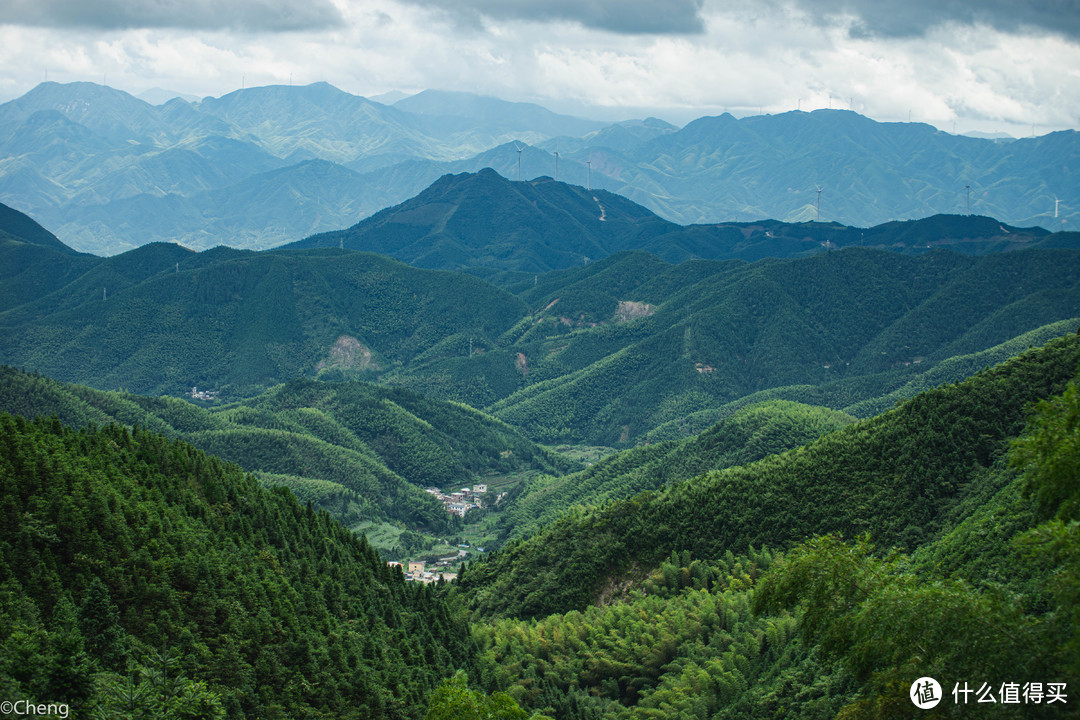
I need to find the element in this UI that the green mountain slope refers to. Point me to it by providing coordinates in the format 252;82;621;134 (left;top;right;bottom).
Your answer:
0;201;100;311
0;246;527;397
0;368;571;532
5;226;1079;446
469;247;1080;444
495;401;855;543
289;168;1068;273
457;337;1080;720
635;316;1080;442
0;199;75;252
456;331;1080;620
0;414;475;719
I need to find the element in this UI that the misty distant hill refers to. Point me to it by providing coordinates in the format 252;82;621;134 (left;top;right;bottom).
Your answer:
0;82;607;254
580;109;1078;228
393;89;606;138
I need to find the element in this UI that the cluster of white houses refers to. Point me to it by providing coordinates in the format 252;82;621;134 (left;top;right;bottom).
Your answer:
424;484;490;517
389;484;504;583
388;559;460;584
189;386;218;401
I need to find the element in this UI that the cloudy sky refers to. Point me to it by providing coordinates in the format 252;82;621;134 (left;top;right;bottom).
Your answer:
0;0;1077;135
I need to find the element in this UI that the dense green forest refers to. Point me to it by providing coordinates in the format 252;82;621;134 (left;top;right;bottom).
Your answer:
452;332;1080;719
0;415;476;719
0;242;527;397
457;332;1080;619
494;401;854;543
0;368;572;534
642;317;1080;441
4;332;1076;719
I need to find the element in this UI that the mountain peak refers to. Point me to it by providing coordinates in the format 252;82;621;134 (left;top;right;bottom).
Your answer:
0;81;164;143
288;169;676;271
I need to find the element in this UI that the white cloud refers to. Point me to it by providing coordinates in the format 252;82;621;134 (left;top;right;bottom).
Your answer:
0;0;1076;136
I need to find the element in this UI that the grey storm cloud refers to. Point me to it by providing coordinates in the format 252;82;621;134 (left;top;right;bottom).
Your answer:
399;0;707;34
0;0;344;32
793;0;1080;41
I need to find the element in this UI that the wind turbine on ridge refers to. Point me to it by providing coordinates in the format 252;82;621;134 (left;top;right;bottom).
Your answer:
514;143;524;181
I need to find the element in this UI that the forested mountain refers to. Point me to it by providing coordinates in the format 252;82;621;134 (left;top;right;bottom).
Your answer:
0;199;75;253
3;330;1076;719
0;201;99;310
458;332;1080;619
449;331;1080;719
0;367;571;532
473;248;1080;443
0;242;527;397
494;400;856;542
4;72;1079;720
0;81;1074;254
4;207;1079;445
289;168;679;271
0;414;477;718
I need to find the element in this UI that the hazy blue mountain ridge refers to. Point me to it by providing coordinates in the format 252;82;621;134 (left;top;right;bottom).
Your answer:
580;109;1078;227
0;82;611;253
0;81;1074;255
393;89;607;138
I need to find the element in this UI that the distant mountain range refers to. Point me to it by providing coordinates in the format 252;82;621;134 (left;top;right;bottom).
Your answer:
0;81;1075;255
